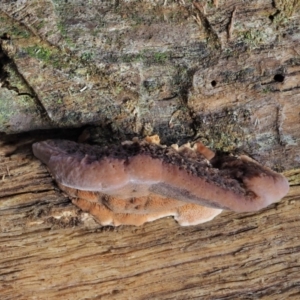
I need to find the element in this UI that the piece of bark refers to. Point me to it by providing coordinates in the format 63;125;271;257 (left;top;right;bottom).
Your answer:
0;0;299;165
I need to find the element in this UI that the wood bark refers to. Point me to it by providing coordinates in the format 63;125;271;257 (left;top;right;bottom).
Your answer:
1;0;300;299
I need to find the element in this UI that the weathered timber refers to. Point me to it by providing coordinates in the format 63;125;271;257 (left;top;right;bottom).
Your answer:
1;0;300;299
0;131;300;300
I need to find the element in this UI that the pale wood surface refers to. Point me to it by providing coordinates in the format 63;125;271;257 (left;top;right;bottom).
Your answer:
0;136;300;299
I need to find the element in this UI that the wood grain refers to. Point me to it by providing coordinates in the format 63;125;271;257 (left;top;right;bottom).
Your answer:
1;0;300;298
1;137;300;299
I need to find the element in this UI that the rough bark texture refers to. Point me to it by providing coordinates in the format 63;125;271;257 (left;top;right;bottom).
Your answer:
1;0;300;299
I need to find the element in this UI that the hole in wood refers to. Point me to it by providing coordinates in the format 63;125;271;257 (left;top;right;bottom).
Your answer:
211;80;217;87
274;74;284;83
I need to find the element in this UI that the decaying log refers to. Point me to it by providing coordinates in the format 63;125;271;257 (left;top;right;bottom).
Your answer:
1;0;300;298
0;132;300;299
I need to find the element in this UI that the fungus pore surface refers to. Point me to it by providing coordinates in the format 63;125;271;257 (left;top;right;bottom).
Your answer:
32;136;289;226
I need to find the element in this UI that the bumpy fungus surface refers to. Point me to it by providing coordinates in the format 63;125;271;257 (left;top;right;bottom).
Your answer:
32;136;289;226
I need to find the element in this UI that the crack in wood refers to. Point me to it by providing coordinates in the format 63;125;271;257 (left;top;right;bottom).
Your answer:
193;2;222;51
0;39;54;126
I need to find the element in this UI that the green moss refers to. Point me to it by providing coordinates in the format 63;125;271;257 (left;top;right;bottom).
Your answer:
11;25;30;38
36;21;45;30
115;86;123;95
121;50;169;64
57;22;75;48
3;64;31;95
24;45;67;69
80;52;94;62
284;169;300;186
238;29;266;49
193;107;251;152
153;52;168;64
207;0;215;8
262;86;271;94
25;45;53;62
57;22;67;36
121;52;145;63
274;0;300;18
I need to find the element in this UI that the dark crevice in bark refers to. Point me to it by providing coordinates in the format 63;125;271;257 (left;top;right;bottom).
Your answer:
0;37;54;126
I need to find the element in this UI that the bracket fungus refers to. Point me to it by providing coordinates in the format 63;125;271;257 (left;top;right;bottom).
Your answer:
32;135;289;226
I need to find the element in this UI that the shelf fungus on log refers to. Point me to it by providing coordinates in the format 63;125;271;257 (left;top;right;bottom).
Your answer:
32;135;289;226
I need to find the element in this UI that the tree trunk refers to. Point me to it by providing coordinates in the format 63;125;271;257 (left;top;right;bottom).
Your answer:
1;0;300;299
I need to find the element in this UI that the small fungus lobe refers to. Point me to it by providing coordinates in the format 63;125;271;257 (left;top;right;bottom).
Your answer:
32;136;289;226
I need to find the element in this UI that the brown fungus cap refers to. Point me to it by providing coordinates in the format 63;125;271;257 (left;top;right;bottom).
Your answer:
32;138;289;219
